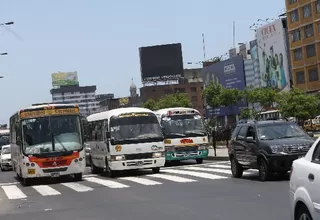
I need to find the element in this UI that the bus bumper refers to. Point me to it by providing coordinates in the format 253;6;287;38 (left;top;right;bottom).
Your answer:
109;157;165;171
165;149;209;161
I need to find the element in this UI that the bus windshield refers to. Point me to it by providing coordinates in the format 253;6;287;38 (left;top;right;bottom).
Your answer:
22;115;82;155
161;114;206;138
110;114;163;144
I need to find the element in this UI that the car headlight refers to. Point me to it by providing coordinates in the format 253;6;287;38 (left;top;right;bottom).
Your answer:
270;145;284;154
152;152;163;158
111;155;125;161
165;146;175;152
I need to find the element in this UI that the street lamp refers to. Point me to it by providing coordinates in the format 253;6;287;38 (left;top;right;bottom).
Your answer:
0;76;3;79
0;53;7;56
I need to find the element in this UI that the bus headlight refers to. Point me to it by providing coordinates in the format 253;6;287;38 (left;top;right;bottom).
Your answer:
111;155;125;161
165;146;175;152
152;152;163;158
199;144;209;150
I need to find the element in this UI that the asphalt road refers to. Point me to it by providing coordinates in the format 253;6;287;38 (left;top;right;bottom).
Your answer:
0;161;291;220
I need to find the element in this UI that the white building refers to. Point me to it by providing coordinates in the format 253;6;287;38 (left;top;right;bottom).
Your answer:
50;85;100;116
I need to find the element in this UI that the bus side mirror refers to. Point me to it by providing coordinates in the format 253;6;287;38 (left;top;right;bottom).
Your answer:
106;131;111;139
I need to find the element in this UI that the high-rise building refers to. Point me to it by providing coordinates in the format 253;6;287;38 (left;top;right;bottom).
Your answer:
50;85;99;116
286;0;320;92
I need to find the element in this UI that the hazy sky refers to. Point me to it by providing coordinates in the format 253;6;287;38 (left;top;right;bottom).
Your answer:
0;0;285;123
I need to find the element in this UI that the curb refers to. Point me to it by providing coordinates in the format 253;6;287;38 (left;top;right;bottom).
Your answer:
206;156;229;161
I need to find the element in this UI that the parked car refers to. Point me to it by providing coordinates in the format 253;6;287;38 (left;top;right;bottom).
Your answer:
0;145;12;171
290;137;320;220
228;120;314;181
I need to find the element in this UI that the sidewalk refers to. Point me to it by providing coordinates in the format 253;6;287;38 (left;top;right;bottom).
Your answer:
207;146;229;161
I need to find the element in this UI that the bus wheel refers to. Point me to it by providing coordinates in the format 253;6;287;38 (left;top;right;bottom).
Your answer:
74;173;82;181
152;167;160;173
90;158;103;174
106;165;116;178
196;158;203;164
22;178;31;187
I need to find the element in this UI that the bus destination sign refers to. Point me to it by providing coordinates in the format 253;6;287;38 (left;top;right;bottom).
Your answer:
20;108;79;119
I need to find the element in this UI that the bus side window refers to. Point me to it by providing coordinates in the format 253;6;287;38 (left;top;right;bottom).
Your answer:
102;120;108;140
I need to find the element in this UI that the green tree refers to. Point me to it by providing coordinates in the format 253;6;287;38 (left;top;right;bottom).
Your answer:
202;81;224;109
239;107;255;119
276;89;319;120
142;99;158;110
142;93;191;110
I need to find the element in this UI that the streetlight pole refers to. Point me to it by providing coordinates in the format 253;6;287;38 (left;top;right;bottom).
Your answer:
0;22;14;26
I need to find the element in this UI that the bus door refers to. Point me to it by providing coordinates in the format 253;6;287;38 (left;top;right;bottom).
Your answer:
102;119;110;159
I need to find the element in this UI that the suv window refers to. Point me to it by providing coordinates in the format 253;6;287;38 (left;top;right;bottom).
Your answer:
312;141;320;164
246;126;256;140
237;126;248;140
231;126;240;139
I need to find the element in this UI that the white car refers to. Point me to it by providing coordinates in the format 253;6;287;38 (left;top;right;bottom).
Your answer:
290;137;320;220
0;145;12;171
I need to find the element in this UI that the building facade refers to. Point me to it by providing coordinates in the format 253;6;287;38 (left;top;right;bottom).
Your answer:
50;85;99;116
286;0;320;91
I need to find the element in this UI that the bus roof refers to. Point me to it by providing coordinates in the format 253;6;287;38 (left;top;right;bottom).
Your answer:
257;110;280;114
155;107;200;116
87;107;154;122
20;103;78;111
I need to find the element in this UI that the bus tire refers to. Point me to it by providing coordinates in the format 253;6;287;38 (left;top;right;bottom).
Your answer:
152;167;160;173
22;178;31;187
90;158;103;174
196;158;203;164
74;173;82;181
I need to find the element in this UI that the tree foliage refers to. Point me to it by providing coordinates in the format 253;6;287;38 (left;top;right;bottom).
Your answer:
276;89;319;120
142;93;191;111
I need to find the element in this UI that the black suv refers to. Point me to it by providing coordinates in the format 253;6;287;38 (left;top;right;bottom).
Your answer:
228;120;314;181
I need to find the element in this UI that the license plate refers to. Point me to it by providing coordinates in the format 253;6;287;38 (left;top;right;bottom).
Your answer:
27;169;35;175
50;172;60;177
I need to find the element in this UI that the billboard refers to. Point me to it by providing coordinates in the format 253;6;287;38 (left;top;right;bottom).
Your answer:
139;43;184;82
202;55;246;117
256;18;290;92
51;71;79;86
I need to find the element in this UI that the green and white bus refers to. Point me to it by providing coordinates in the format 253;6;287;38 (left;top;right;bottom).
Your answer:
155;107;209;164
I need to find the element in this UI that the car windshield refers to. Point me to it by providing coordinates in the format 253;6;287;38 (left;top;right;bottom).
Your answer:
161;114;206;138
110;113;163;144
22;115;82;155
1;147;10;154
0;134;10;148
257;123;307;140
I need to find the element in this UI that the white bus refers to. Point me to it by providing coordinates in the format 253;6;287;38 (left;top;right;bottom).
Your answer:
155;107;209;164
10;104;86;186
85;107;165;177
257;110;282;120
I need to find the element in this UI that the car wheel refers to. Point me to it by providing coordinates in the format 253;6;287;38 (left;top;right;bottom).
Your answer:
258;158;272;182
90;158;103;174
296;204;313;220
196;158;203;164
230;156;243;178
74;173;82;181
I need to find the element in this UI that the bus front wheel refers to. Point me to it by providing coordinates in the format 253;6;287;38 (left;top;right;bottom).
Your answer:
196;158;203;164
74;173;82;181
152;167;160;173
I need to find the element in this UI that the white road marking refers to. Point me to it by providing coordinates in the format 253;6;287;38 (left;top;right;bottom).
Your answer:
61;182;94;192
184;167;232;174
1;185;27;199
0;182;19;186
84;177;129;188
184;166;256;175
147;173;197;183
118;177;162;186
162;169;227;180
32;185;61;196
207;164;230;169
83;174;98;178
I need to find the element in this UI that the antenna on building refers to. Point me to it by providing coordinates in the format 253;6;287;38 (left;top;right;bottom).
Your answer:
233;21;236;48
202;33;206;62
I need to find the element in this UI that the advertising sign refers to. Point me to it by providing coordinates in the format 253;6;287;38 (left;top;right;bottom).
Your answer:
202;55;246;117
51;71;79;86
256;18;290;92
139;43;184;82
20;108;79;119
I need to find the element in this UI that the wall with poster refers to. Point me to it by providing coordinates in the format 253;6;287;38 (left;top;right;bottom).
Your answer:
202;55;246;117
256;18;290;92
51;71;79;87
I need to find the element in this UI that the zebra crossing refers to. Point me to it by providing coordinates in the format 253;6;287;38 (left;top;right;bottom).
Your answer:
0;161;258;200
